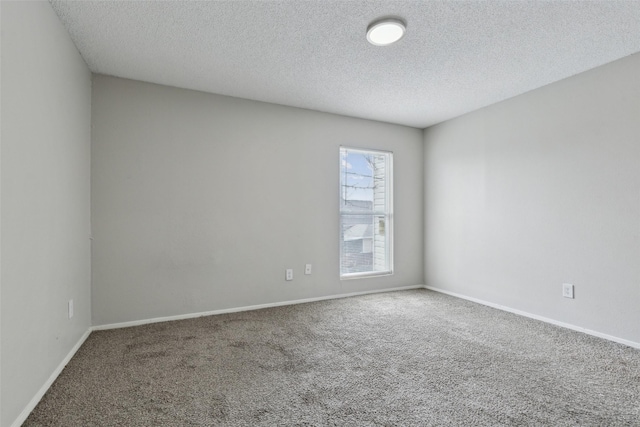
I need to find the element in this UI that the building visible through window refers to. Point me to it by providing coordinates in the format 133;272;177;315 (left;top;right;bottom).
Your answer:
339;147;393;278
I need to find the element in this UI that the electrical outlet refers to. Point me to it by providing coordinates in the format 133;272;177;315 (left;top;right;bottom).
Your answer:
68;299;74;319
286;269;293;281
562;283;574;299
305;264;312;275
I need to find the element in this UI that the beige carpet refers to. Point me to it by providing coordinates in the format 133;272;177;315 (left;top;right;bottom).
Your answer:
25;289;640;426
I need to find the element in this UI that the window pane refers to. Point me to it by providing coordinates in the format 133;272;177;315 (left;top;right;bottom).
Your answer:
341;214;389;275
340;150;388;213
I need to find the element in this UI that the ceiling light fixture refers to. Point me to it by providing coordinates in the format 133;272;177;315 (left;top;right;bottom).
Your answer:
366;18;406;46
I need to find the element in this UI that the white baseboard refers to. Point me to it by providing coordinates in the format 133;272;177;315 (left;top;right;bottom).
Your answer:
9;284;638;427
11;329;92;427
93;284;426;331
424;285;640;350
10;286;425;426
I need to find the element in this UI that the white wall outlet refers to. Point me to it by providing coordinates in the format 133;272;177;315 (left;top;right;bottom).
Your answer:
68;299;74;319
305;264;312;275
286;269;293;281
562;283;574;299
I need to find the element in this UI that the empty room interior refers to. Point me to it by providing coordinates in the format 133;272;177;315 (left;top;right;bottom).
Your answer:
2;1;640;426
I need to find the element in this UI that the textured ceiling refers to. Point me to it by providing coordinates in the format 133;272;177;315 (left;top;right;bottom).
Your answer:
50;1;640;128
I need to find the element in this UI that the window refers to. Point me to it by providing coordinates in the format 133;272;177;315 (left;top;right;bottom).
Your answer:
340;147;393;278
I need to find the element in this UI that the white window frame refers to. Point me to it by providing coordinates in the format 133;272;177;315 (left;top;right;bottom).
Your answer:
339;146;393;279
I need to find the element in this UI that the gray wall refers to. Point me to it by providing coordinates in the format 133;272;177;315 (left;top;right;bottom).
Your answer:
1;2;92;426
91;76;424;326
424;53;640;344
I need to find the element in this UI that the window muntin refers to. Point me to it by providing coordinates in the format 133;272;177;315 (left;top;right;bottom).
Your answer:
340;147;393;278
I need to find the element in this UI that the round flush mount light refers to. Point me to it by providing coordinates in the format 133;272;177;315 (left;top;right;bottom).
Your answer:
366;18;406;46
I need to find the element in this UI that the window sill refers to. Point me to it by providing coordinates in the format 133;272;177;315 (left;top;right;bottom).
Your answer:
340;271;393;280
